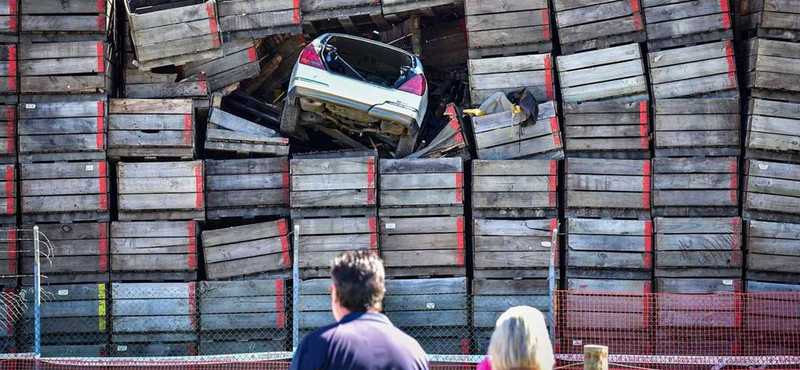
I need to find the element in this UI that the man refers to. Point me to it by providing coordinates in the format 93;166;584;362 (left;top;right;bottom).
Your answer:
290;250;429;370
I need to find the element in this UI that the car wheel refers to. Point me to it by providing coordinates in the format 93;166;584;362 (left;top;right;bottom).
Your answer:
395;131;417;158
280;98;300;136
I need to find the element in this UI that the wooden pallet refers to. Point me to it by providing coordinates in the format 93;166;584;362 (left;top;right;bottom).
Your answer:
107;99;194;161
110;282;197;357
745;98;800;162
294;216;377;279
743;159;800;223
217;0;301;40
301;0;389;35
125;0;223;70
183;38;259;92
407;104;470;160
746;220;800;284
564;100;650;158
654;217;742;278
0;105;15;163
123;53;210;99
290;155;377;215
473;219;557;278
21;283;107;348
654;98;740;157
465;0;552;59
473;278;551;353
566;218;653;280
472;101;564;160
198;280;288;354
472;160;558;218
643;0;734;50
0;45;17;97
743;38;800;103
20;0;113;42
557;44;648;103
110;221;197;282
0;228;15;286
19;41;113;96
565;158;651;219
20;223;109;285
206;107;288;157
20;161;109;223
648;40;738;99
297;279;333;332
18;99;106;162
652;157;739;217
468;53;555;105
379;158;463;217
553;0;646;54
380;216;466;278
117;161;204;221
205;157;289;219
738;0;800;42
202;220;291;280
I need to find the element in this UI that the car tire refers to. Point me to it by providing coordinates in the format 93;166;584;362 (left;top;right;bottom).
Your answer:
280;98;300;136
395;131;417;158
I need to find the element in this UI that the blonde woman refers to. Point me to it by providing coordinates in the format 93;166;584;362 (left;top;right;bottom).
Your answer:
476;306;555;370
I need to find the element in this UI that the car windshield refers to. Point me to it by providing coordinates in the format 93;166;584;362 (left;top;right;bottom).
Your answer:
323;36;415;89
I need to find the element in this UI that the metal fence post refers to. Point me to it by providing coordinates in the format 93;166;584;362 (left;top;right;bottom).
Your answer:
33;226;41;366
548;227;558;346
292;224;300;351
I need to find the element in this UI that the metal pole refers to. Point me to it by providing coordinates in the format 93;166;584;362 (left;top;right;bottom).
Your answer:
292;224;300;351
548;226;558;346
33;226;41;363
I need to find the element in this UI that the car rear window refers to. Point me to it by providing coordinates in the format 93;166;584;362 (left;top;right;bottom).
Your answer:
323;36;415;89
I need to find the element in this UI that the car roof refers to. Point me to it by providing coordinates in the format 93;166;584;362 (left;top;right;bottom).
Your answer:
320;33;419;61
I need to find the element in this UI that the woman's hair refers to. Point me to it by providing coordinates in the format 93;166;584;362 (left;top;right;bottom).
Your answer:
487;306;555;370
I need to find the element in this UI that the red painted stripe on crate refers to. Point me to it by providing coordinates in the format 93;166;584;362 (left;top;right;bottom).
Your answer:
642;177;651;210
187;345;196;356
730;189;738;204
96;14;104;30
733;280;742;327
188;283;197;329
549;116;558;133
206;3;221;48
552;132;562;147
644;221;652;269
369;217;378;253
724;41;736;88
8;0;15;32
98;177;108;211
276;280;286;328
540;9;550;40
729;156;738;173
639;101;648;148
7;45;15;92
640;126;649;149
732;216;742;233
456;217;465;266
282;172;290;202
720;0;731;29
183;114;192;145
194;163;203;208
544;56;554;100
98;160;107;177
631;0;643;30
187;229;197;269
98;224;107;271
280;235;290;268
198;79;208;94
95;116;104;149
247;47;257;62
96;0;104;12
366;157;375;205
549;161;557;192
96;42;104;73
292;0;301;24
455;172;463;203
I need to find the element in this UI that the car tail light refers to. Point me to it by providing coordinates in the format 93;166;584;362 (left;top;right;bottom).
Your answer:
299;44;325;70
398;74;426;96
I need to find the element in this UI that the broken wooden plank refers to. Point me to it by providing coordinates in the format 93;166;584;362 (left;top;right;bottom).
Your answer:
182;38;259;92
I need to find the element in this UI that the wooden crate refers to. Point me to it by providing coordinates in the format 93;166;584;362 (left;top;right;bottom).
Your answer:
206;107;289;157
107;99;194;160
565;158;651;219
301;0;388;35
197;280;287;354
21;223;109;285
205;157;289;219
0;45;17;97
566;218;653;280
472;160;558;218
738;0;800;41
649;40;738;99
743;38;800;104
380;216;465;278
117;161;204;221
0;227;15;286
110;221;197;282
20;161;108;223
123;53;210;99
743;159;800;223
384;278;469;355
0;165;13;225
643;0;733;50
652;157;739;217
19;41;113;95
110;282;197;357
468;53;555;105
654;217;742;278
124;0;223;71
472;101;563;160
18;99;106;162
382;0;463;21
473;278;551;353
745;98;800;162
654;98;740;157
553;0;646;54
0;104;15;163
563;100;650;157
290;155;377;218
298;278;333;332
557;44;648;103
746;220;800;285
473;219;557;278
294;216;377;279
379;158;463;217
464;0;552;58
408;104;470;160
743;281;800;347
20;0;113;41
217;0;301;39
202;220;291;280
183;38;259;92
0;0;17;39
21;283;107;351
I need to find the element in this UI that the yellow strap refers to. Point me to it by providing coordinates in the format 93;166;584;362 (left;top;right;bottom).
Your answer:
463;109;484;117
98;283;106;332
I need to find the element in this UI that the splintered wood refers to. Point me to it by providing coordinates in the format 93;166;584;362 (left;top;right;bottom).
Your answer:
557;44;648;103
566;158;651;218
654;98;740;157
553;0;646;54
117;161;204;221
642;0;733;50
108;99;195;160
652;157;739;217
216;0;301;39
472;160;558;218
563;100;650;157
408;104;469;160
201;220;291;280
20;161;109;223
21;223;109;284
648;40;739;99
379;158;463;217
468;53;555;104
744;159;800;223
473;219;557;278
205;157;289;219
110;221;198;282
206;107;288;157
471;101;563;160
293;216;377;278
380;216;466;277
465;0;552;58
183;38;259;92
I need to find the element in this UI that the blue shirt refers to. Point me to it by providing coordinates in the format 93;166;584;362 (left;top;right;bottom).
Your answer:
290;312;430;370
